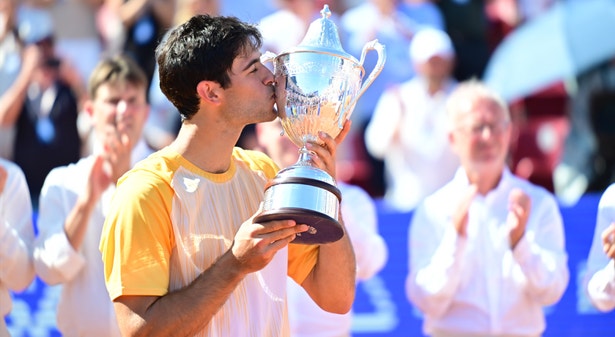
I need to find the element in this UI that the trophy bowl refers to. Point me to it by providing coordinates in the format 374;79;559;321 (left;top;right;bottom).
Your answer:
255;5;385;244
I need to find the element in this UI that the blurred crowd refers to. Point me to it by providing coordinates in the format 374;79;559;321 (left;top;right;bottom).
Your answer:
1;0;614;209
1;0;615;336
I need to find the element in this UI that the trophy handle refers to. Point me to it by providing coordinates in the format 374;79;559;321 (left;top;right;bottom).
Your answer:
347;39;386;117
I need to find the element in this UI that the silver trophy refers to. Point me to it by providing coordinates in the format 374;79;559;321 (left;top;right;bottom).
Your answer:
255;5;385;244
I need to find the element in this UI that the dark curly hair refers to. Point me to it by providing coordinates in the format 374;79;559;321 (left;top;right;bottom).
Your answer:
155;15;263;120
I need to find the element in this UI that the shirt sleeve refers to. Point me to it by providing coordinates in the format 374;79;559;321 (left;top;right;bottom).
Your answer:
288;243;319;285
33;167;86;285
364;87;403;159
584;185;615;312
512;191;569;306
0;160;35;292
406;201;467;318
100;168;175;301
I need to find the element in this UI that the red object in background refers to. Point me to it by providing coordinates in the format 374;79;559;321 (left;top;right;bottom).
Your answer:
510;82;570;192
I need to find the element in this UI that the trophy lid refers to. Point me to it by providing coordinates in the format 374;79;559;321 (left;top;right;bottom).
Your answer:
280;4;356;62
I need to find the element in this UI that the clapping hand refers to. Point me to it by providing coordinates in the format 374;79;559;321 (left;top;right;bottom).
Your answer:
507;188;531;249
101;122;133;184
85;123;132;204
602;222;615;261
452;184;478;237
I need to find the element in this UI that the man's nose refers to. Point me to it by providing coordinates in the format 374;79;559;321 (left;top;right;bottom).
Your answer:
264;69;275;86
479;125;493;139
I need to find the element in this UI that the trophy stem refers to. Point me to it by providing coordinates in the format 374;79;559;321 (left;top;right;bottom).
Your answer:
296;146;313;166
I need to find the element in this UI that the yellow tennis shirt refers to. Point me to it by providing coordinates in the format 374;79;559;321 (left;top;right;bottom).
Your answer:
100;147;318;336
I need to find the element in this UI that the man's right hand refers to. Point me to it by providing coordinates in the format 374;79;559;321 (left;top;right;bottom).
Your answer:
85;154;114;204
230;212;309;274
452;185;478;237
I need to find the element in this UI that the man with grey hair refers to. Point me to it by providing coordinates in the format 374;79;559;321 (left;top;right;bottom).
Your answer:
406;79;569;337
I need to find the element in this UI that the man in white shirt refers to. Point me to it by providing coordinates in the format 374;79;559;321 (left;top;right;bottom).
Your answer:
32;55;152;337
365;27;459;212
406;80;569;337
0;158;35;336
584;183;615;312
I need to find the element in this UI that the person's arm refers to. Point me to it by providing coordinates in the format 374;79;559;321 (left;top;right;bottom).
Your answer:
0;161;35;292
585;185;615;312
299;215;356;314
405;202;467;318
511;192;569;306
406;184;476;318
113;216;308;337
0;45;40;127
33;166;88;285
297;120;357;313
35;133;129;284
587;244;615;312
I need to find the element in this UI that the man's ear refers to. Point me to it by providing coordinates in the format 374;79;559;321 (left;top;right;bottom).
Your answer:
196;80;222;105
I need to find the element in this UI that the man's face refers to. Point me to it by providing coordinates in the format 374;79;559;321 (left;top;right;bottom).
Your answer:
89;81;149;149
450;97;511;174
222;47;277;126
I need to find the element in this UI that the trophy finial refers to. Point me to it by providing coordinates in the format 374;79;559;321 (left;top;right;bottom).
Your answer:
294;4;352;59
320;4;331;19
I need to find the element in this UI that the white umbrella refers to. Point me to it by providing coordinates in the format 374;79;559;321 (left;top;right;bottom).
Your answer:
483;0;615;103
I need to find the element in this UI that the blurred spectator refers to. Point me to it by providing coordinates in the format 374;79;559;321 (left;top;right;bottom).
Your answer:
0;0;31;160
554;58;615;205
255;118;388;337
365;27;458;212
33;55;151;337
340;0;442;196
340;0;418;127
106;0;176;86
1;2;82;161
145;0;218;151
10;21;81;208
0;157;35;337
435;0;491;81
406;80;569;337
33;0;105;105
584;182;615;313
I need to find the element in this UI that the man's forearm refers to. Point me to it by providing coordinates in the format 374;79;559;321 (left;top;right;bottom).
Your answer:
115;249;246;337
302;217;356;314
